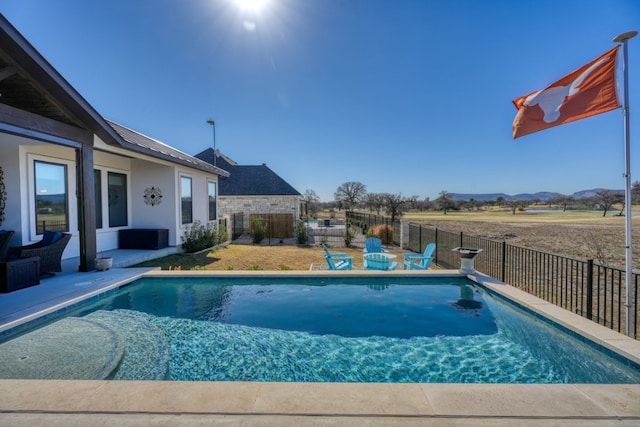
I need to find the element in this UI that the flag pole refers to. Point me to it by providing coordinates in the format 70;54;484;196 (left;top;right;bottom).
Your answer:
613;30;637;337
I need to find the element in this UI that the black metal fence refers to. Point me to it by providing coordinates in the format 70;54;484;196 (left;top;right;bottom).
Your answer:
346;212;401;245
36;219;68;234
231;212;244;240
347;211;638;339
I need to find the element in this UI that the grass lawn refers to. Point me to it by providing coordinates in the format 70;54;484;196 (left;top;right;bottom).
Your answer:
133;244;410;271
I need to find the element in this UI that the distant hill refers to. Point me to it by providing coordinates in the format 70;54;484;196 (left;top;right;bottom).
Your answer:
450;189;623;202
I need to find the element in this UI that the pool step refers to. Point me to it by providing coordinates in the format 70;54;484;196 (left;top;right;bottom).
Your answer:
86;310;169;380
0;317;125;380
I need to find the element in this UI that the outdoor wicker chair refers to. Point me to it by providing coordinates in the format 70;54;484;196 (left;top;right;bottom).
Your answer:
0;230;15;261
9;231;71;275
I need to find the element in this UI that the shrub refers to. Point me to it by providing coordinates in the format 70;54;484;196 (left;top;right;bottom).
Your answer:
181;220;221;253
250;216;267;244
365;227;377;238
294;220;309;245
373;224;393;243
343;226;355;247
216;224;228;244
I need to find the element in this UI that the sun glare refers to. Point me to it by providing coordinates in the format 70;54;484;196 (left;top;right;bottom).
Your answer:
234;0;270;12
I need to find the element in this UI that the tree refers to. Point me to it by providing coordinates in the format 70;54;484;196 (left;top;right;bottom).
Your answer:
302;189;320;217
549;195;575;212
632;181;640;205
334;181;367;210
435;190;455;215
595;190;623;217
365;193;384;214
382;193;406;222
406;195;421;210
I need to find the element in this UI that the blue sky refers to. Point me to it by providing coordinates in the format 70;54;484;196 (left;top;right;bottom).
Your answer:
2;0;639;202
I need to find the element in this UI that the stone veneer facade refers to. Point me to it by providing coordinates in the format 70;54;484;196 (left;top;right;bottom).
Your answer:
219;195;302;233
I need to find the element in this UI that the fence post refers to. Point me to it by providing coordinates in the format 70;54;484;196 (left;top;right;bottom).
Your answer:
501;241;506;283
460;232;463;247
586;259;594;320
435;228;439;264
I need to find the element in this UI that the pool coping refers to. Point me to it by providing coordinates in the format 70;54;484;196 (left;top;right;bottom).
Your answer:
1;269;639;425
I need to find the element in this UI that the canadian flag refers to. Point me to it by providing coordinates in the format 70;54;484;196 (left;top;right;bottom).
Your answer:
512;47;620;139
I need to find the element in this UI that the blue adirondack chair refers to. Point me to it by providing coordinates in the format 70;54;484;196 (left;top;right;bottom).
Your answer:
322;243;353;270
363;237;389;254
364;253;397;271
403;243;436;270
325;254;353;270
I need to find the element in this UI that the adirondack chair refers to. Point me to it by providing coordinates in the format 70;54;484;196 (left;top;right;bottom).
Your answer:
325;254;353;270
403;242;435;270
364;253;397;271
322;243;353;270
322;243;347;258
363;237;389;254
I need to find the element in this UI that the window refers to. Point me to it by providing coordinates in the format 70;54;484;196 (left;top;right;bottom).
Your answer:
34;160;68;234
181;176;192;224
108;172;128;227
208;180;217;221
94;170;102;229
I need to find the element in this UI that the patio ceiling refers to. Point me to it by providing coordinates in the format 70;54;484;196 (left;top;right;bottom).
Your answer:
0;54;83;129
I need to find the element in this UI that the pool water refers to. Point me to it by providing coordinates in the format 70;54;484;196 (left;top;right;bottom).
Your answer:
103;277;497;338
2;276;639;383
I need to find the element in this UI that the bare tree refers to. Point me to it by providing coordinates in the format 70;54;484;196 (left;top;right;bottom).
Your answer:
382;193;406;222
549;195;575;212
302;189;320;217
632;181;640;205
595;190;623;217
365;193;384;214
406;195;421;210
334;181;367;210
435;190;455;215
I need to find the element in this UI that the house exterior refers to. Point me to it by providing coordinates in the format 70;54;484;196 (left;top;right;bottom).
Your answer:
0;15;229;271
195;149;302;234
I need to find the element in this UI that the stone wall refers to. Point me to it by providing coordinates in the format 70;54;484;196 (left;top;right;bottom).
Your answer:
219;195;301;233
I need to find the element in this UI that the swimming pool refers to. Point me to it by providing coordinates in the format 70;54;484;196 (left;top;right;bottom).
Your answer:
1;275;638;383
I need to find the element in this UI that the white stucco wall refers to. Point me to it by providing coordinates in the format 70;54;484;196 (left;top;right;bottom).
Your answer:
1;133;220;259
130;158;176;243
174;168;219;246
0;134;26;249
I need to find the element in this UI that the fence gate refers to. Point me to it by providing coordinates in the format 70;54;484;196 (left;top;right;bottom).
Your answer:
231;212;244;240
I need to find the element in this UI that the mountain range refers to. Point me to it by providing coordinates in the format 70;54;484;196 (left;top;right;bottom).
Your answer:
450;188;624;202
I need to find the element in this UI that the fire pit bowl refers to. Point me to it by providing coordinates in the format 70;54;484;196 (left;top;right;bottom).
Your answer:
452;247;483;273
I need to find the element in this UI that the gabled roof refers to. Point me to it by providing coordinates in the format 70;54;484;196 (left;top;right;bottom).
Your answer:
107;122;229;177
0;14;226;177
195;148;301;197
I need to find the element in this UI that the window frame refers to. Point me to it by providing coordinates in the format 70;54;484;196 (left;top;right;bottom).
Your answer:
181;175;193;225
33;159;69;235
207;179;217;222
107;171;128;228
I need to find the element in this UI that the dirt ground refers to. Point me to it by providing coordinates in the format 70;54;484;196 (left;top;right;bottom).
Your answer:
425;219;636;268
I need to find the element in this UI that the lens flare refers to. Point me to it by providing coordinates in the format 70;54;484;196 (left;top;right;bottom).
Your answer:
234;0;269;12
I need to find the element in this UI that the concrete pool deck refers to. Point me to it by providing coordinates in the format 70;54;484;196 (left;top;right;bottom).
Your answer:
0;268;639;426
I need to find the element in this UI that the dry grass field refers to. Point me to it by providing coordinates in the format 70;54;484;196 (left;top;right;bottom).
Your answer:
136;209;640;271
405;209;640;269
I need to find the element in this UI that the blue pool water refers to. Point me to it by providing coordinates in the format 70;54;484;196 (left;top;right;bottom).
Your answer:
2;276;639;383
